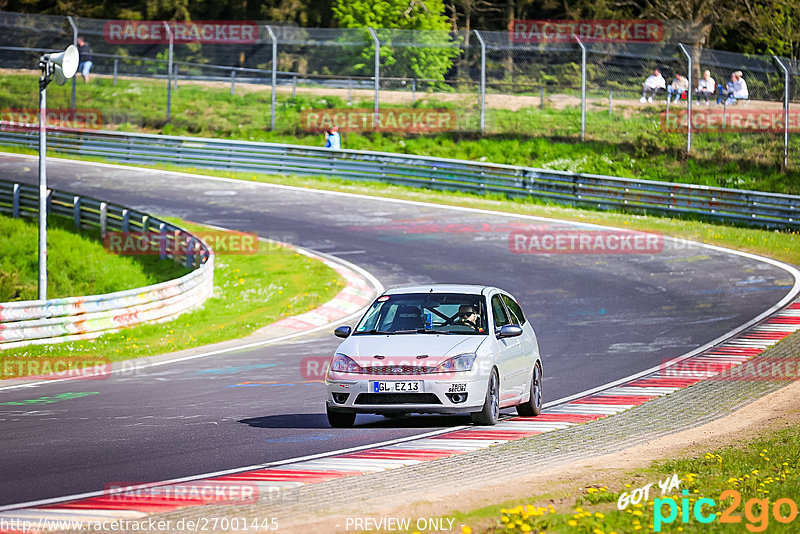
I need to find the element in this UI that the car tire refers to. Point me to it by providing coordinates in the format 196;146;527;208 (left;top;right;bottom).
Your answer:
471;369;500;426
327;407;356;428
516;362;542;416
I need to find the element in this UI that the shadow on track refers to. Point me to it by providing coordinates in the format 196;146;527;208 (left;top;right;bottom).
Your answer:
238;413;475;429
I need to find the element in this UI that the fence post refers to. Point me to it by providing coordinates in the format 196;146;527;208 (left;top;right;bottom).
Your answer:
113;58;118;85
474;30;486;135
773;56;790;170
368;28;380;131
678;44;692;152
67;16;77;110
266;26;277;131
163;21;173;124
99;202;107;238
574;35;586;141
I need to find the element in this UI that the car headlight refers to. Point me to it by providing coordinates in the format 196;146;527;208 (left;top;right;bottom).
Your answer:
329;353;365;374
433;353;477;373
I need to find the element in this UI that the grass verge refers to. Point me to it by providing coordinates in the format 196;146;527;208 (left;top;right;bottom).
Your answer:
0;217;344;378
444;424;800;533
0;213;188;301
1;72;798;193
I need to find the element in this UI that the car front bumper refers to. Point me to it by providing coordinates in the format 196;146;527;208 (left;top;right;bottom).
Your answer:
325;373;487;414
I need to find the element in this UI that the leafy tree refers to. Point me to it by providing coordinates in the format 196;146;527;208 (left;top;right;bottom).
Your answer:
332;0;461;82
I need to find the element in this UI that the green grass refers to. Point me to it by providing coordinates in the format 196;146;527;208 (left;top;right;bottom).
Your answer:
0;217;344;378
446;424;800;533
0;214;188;301
2;72;798;194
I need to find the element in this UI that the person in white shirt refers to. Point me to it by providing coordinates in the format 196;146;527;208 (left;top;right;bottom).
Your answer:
722;71;748;105
695;70;716;105
666;74;689;104
640;69;666;103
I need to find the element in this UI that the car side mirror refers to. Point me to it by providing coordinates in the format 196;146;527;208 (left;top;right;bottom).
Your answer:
334;326;352;338
497;324;523;339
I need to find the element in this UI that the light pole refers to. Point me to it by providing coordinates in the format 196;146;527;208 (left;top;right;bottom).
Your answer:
37;45;79;301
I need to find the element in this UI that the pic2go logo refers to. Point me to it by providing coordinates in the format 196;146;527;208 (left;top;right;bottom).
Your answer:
653;489;799;532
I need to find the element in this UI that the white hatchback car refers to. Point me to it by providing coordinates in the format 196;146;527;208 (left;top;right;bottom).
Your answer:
324;284;543;427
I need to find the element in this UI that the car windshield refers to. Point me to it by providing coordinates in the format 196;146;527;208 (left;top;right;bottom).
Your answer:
354;293;488;335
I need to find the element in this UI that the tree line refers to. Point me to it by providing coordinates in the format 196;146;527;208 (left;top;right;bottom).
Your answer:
1;0;797;59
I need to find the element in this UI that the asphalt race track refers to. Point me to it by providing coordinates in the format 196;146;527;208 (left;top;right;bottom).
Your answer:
0;153;795;506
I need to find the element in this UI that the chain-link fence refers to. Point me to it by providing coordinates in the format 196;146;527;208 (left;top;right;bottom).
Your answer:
1;10;799;168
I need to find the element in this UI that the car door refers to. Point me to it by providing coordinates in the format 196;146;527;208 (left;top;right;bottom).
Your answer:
503;293;536;391
490;293;525;401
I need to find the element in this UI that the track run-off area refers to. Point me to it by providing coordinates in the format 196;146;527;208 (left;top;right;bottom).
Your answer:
0;152;798;510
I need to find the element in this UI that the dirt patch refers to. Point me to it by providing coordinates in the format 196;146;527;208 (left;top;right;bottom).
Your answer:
280;379;800;533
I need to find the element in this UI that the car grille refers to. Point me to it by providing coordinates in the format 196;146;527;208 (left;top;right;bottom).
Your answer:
354;393;442;405
363;365;435;375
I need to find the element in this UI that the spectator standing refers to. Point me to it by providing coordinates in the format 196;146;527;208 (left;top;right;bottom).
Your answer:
640;69;666;103
695;70;716;105
666;74;689;104
76;36;93;82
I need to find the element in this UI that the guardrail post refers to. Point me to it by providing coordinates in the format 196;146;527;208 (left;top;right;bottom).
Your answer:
73;195;81;229
773;56;790;170
12;184;20;218
266;26;278;131
574;35;586;141
99;201;107;238
113;59;118;85
230;70;236;96
46;190;52;214
292;75;297;98
121;209;129;232
609;90;613;115
185;236;196;268
141;214;149;233
368;28;380;131
163;21;173;124
474;30;486;135
173;65;179;91
158;222;167;259
678;43;693;152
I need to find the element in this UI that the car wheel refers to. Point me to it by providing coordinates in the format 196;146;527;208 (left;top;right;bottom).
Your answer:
471;369;500;426
327;407;356;428
516;362;543;416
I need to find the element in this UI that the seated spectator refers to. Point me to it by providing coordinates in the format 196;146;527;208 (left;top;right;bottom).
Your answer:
695;70;716;105
720;70;748;105
640;68;666;103
666;74;689;104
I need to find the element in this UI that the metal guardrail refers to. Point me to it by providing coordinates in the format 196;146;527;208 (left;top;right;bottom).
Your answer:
0;128;798;228
0;180;214;350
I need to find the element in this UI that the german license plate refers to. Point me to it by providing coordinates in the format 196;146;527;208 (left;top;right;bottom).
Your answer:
372;381;422;393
